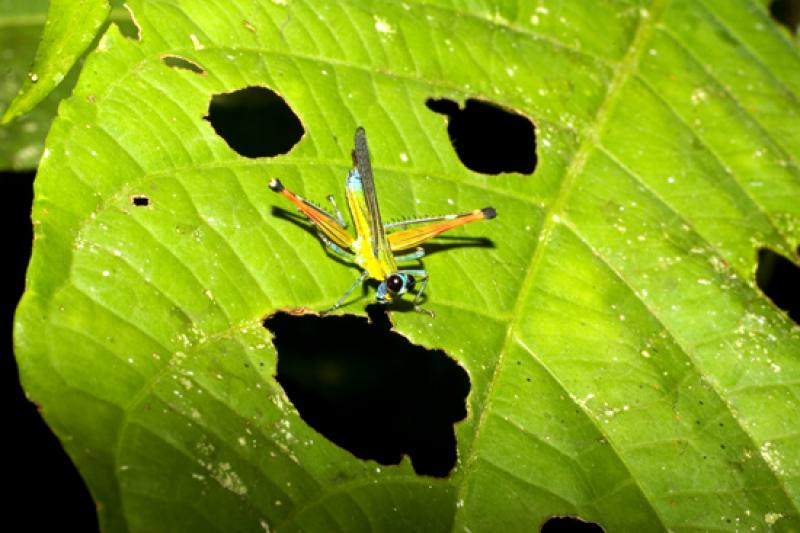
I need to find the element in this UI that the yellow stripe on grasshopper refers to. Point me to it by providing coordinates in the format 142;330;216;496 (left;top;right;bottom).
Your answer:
345;169;397;282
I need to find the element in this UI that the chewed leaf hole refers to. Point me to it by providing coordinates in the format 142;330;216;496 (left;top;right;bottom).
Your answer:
205;86;304;158
161;55;206;75
541;516;605;533
119;4;142;41
756;247;800;324
264;306;470;478
130;195;150;207
426;97;536;175
770;0;800;34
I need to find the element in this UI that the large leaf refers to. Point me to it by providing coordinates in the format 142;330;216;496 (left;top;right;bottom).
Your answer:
15;0;800;531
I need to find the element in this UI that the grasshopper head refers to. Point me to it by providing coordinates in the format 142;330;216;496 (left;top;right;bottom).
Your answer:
376;273;416;304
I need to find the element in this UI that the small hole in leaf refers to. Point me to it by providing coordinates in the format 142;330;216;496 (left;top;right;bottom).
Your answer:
205;86;304;158
770;0;800;34
426;97;536;175
756;247;800;324
161;55;206;75
264;306;470;477
119;4;142;41
130;195;150;207
541;516;605;533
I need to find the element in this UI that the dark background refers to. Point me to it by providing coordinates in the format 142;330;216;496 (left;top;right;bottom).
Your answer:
5;171;98;530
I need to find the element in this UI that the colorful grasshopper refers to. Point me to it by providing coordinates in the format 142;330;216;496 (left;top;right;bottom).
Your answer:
269;127;496;314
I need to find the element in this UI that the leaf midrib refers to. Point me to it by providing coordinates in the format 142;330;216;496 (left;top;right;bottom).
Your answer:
454;0;669;525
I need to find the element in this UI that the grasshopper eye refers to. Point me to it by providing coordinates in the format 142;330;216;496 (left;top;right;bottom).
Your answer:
386;274;404;293
406;274;416;291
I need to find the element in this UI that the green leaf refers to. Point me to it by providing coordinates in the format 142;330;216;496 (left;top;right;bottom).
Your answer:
0;0;63;169
15;0;800;531
1;0;110;125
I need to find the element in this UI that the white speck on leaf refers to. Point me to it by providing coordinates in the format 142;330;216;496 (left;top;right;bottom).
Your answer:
691;88;707;104
374;16;395;34
759;442;783;473
189;34;204;50
572;392;594;409
209;462;247;496
764;512;783;525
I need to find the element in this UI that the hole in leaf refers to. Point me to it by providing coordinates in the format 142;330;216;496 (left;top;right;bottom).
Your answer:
756;247;800;324
130;195;150;207
119;4;142;41
426;97;536;175
264;306;470;477
770;0;800;34
205;86;304;158
541;517;605;533
161;55;206;75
